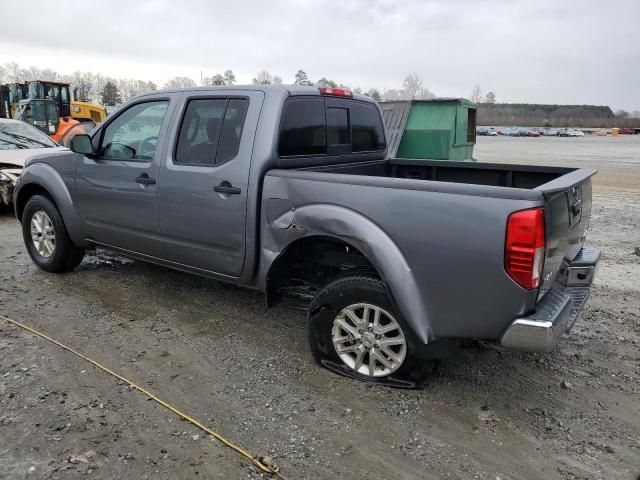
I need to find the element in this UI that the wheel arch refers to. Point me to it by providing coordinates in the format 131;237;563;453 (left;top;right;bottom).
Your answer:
15;164;87;247
260;203;433;343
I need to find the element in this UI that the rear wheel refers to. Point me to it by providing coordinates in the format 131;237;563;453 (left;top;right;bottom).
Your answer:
22;195;84;273
308;275;435;388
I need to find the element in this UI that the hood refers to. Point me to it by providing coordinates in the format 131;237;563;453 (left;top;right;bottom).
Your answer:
0;147;67;169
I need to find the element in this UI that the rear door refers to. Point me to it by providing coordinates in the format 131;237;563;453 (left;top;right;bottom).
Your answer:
158;90;263;277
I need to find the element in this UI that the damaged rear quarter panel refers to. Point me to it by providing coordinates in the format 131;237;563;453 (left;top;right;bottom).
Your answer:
259;171;543;343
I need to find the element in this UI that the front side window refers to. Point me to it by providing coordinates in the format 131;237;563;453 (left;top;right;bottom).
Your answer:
175;98;249;166
99;101;168;161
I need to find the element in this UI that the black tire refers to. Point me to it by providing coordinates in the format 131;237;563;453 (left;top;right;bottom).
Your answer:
22;195;84;273
308;274;437;389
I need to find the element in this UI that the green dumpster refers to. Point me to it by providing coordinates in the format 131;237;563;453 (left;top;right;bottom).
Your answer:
380;98;477;161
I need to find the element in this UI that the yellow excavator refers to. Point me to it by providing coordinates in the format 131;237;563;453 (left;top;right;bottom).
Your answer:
1;81;107;142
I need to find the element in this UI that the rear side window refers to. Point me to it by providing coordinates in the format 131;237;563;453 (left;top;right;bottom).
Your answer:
175;98;248;166
351;103;386;152
278;98;326;156
326;107;349;145
278;97;385;157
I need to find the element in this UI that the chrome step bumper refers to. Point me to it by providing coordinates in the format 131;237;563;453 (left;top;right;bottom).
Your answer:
500;247;600;352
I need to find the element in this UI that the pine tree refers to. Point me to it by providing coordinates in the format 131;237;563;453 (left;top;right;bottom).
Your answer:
100;81;121;106
294;70;311;85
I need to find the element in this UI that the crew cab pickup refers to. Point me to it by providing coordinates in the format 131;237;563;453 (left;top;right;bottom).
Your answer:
13;85;600;386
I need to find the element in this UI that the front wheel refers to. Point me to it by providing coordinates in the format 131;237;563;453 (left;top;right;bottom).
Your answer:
308;275;435;388
22;195;85;273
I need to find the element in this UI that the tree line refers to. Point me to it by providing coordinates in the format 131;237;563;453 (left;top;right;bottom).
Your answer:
0;62;439;107
477;102;640;128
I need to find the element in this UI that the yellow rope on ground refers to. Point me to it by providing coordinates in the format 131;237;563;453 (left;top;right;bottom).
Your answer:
0;314;287;478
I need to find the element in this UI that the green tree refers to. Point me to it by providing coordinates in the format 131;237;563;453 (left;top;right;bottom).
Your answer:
294;69;311;85
100;81;121;106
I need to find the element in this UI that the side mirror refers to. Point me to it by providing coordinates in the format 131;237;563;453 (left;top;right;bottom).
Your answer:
69;134;94;155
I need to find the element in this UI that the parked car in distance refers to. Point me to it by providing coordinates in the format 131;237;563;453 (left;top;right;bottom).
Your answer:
0;118;62;210
528;129;541;137
13;85;600;387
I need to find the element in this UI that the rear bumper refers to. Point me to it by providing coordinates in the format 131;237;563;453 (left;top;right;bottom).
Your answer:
500;247;600;352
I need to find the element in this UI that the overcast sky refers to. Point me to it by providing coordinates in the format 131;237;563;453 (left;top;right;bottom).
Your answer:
1;0;638;111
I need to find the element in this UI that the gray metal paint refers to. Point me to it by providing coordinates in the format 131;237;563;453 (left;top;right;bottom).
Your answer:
13;85;596;347
536;172;594;299
259;171;544;342
14;153;88;246
74;97;176;258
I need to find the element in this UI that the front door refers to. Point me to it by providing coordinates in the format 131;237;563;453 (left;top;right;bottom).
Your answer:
75;99;171;258
158;91;261;277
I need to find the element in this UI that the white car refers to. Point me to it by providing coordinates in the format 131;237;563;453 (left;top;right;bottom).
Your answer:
569;129;585;137
0;118;63;210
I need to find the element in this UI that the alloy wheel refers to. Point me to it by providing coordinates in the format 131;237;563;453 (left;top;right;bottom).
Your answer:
331;303;407;377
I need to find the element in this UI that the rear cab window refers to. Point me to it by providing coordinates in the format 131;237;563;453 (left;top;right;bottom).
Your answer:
278;97;385;158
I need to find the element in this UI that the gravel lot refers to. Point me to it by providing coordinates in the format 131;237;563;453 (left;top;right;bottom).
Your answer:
1;136;639;479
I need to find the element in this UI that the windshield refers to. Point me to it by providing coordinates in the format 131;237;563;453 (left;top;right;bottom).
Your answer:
0;121;57;150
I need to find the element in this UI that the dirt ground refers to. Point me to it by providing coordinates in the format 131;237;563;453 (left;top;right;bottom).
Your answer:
1;136;639;480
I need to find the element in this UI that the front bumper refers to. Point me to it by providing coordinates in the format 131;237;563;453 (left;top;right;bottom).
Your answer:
500;247;600;352
0;169;20;206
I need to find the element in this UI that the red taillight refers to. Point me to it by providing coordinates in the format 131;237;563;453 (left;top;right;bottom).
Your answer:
318;87;353;97
505;207;545;290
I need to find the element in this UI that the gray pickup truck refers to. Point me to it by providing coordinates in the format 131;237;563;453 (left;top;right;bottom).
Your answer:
13;85;600;387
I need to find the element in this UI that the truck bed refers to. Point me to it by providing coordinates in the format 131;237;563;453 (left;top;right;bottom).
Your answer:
300;158;574;190
273;157;596;326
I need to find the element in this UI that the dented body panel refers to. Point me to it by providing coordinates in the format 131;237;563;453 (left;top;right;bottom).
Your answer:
259;171;546;342
13;85;598;349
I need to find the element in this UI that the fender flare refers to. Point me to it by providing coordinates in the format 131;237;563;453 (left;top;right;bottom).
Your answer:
15;164;87;247
262;203;433;343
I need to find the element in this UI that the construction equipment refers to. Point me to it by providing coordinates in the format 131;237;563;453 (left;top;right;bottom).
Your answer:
1;80;106;142
7;81;107;123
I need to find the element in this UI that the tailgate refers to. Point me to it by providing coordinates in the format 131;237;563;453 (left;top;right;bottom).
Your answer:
536;168;597;298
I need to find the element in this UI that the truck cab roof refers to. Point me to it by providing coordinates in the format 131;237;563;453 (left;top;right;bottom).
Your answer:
145;84;377;104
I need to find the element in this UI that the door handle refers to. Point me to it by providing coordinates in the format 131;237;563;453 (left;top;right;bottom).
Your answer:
135;174;156;185
214;183;241;195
